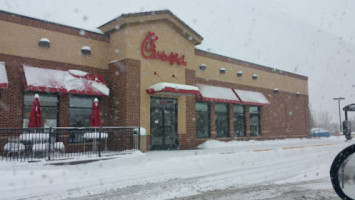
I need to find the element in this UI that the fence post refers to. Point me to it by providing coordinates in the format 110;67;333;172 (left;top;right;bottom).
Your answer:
138;127;140;151
98;128;102;157
48;127;51;161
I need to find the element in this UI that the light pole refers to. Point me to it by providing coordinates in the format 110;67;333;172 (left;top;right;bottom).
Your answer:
333;97;345;133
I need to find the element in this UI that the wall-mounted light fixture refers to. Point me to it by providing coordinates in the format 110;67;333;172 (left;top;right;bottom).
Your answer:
219;68;226;74
237;71;243;77
274;88;279;93
81;46;91;55
252;74;258;80
200;64;206;70
296;92;301;96
38;38;50;48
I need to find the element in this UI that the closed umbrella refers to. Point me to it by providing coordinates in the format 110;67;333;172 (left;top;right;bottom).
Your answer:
88;98;103;152
28;94;41;128
90;98;101;127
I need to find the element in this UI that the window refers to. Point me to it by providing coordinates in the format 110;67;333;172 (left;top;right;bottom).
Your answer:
69;96;94;143
249;106;261;137
23;93;58;128
233;105;246;137
196;102;210;138
215;103;229;138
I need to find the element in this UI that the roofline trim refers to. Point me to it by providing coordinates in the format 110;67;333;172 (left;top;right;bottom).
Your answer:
0;10;109;42
195;48;308;80
98;10;203;41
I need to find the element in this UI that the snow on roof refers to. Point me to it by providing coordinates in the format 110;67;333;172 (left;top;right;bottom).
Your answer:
233;89;270;106
69;69;88;77
0;62;8;88
196;83;240;104
81;46;91;51
147;82;199;96
39;38;50;43
149;82;198;92
23;65;109;96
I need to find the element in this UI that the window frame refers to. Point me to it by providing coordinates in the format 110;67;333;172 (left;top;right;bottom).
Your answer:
215;103;230;138
195;101;211;139
22;92;59;128
249;106;261;137
233;105;246;137
68;95;96;143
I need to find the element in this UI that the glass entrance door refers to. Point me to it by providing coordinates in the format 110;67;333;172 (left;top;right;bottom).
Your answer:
150;97;178;150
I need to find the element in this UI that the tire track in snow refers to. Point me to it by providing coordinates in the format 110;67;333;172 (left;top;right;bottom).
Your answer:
68;143;344;200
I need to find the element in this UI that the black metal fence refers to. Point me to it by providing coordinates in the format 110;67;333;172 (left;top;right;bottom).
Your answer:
0;127;140;161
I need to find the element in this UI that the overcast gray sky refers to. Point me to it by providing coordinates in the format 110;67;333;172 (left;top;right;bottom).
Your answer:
1;0;355;124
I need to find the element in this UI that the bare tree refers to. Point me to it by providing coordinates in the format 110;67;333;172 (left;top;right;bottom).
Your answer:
309;105;317;129
315;110;333;131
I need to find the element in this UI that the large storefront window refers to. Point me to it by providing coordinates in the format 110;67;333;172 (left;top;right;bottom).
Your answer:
196;102;210;138
215;103;229;138
233;105;246;137
23;93;58;128
250;106;261;137
69;96;94;143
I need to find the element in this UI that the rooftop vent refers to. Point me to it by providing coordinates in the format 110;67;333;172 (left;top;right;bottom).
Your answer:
200;64;206;70
81;46;91;55
220;68;226;74
38;38;50;48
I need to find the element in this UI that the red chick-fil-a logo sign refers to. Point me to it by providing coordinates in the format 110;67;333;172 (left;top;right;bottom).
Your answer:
141;32;187;66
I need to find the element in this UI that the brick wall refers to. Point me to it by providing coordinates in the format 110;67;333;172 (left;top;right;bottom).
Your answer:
178;77;310;148
0;53;111;128
108;59;141;127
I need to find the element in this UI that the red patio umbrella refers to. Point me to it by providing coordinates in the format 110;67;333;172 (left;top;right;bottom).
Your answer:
28;94;42;128
90;98;101;127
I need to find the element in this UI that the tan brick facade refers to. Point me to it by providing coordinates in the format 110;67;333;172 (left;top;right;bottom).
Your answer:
0;10;310;151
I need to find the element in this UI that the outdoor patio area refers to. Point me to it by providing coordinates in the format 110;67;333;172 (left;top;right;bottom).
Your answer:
0;127;140;161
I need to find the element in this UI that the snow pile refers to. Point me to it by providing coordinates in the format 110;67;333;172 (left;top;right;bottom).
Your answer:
0;62;8;87
32;143;50;152
19;133;49;142
148;82;199;92
233;89;270;105
135;127;146;136
23;65;109;96
3;143;25;151
197;136;345;149
83;132;108;139
196;83;240;103
68;69;88;77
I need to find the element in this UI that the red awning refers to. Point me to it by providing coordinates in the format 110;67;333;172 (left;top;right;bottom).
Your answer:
23;65;109;96
146;82;199;96
195;84;241;104
0;62;8;88
233;89;270;106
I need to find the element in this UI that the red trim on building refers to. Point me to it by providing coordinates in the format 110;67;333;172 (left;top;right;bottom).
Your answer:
0;83;7;88
0;62;8;89
232;89;270;106
196;95;241;104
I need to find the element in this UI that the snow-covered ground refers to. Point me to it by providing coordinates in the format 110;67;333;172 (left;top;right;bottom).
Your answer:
0;136;353;200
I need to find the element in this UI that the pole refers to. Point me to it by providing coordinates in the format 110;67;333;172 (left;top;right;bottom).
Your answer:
333;97;345;134
338;100;342;132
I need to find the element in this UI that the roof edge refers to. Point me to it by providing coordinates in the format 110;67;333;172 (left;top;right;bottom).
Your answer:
195;48;308;80
0;10;109;42
98;10;203;42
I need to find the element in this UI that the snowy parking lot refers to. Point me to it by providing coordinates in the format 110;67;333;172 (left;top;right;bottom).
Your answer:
1;136;353;200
